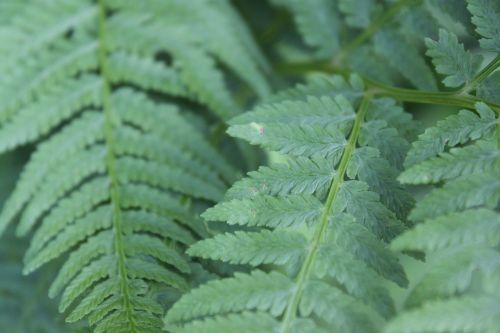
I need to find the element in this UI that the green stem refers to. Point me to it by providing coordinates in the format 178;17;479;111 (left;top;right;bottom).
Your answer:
273;60;500;113
461;53;500;94
280;95;372;333
97;1;137;331
333;0;419;66
366;78;500;112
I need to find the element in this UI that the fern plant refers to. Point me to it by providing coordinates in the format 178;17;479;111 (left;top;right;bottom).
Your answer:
1;0;500;332
0;0;268;332
164;74;415;332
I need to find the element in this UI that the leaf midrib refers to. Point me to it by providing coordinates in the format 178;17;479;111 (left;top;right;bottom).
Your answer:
279;94;372;333
97;1;138;331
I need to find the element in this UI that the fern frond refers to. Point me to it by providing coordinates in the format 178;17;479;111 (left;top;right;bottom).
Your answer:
166;75;413;332
467;0;500;51
0;0;269;331
388;98;500;331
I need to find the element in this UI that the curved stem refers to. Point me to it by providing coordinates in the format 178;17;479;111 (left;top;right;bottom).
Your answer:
460;54;500;94
273;59;500;113
333;0;419;66
280;95;372;333
97;1;137;331
365;78;500;112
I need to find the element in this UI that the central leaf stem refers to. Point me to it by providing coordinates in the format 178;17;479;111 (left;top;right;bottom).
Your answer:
280;95;372;333
97;1;137;331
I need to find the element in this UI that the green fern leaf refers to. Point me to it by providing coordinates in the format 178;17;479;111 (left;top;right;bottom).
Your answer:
404;103;497;166
359;120;410;169
203;194;322;228
403;247;500;307
425;29;482;87
166;270;293;324
228;123;348;159
231;94;356;128
392;209;500;252
188;230;307;266
329;213;407;287
349;147;414;219
300;280;383;333
335;180;406;241
400;139;498;184
225;157;336;200
467;0;500;51
409;169;500;221
314;245;396;318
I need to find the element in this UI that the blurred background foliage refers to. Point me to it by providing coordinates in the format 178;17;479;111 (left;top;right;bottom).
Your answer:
0;150;90;332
